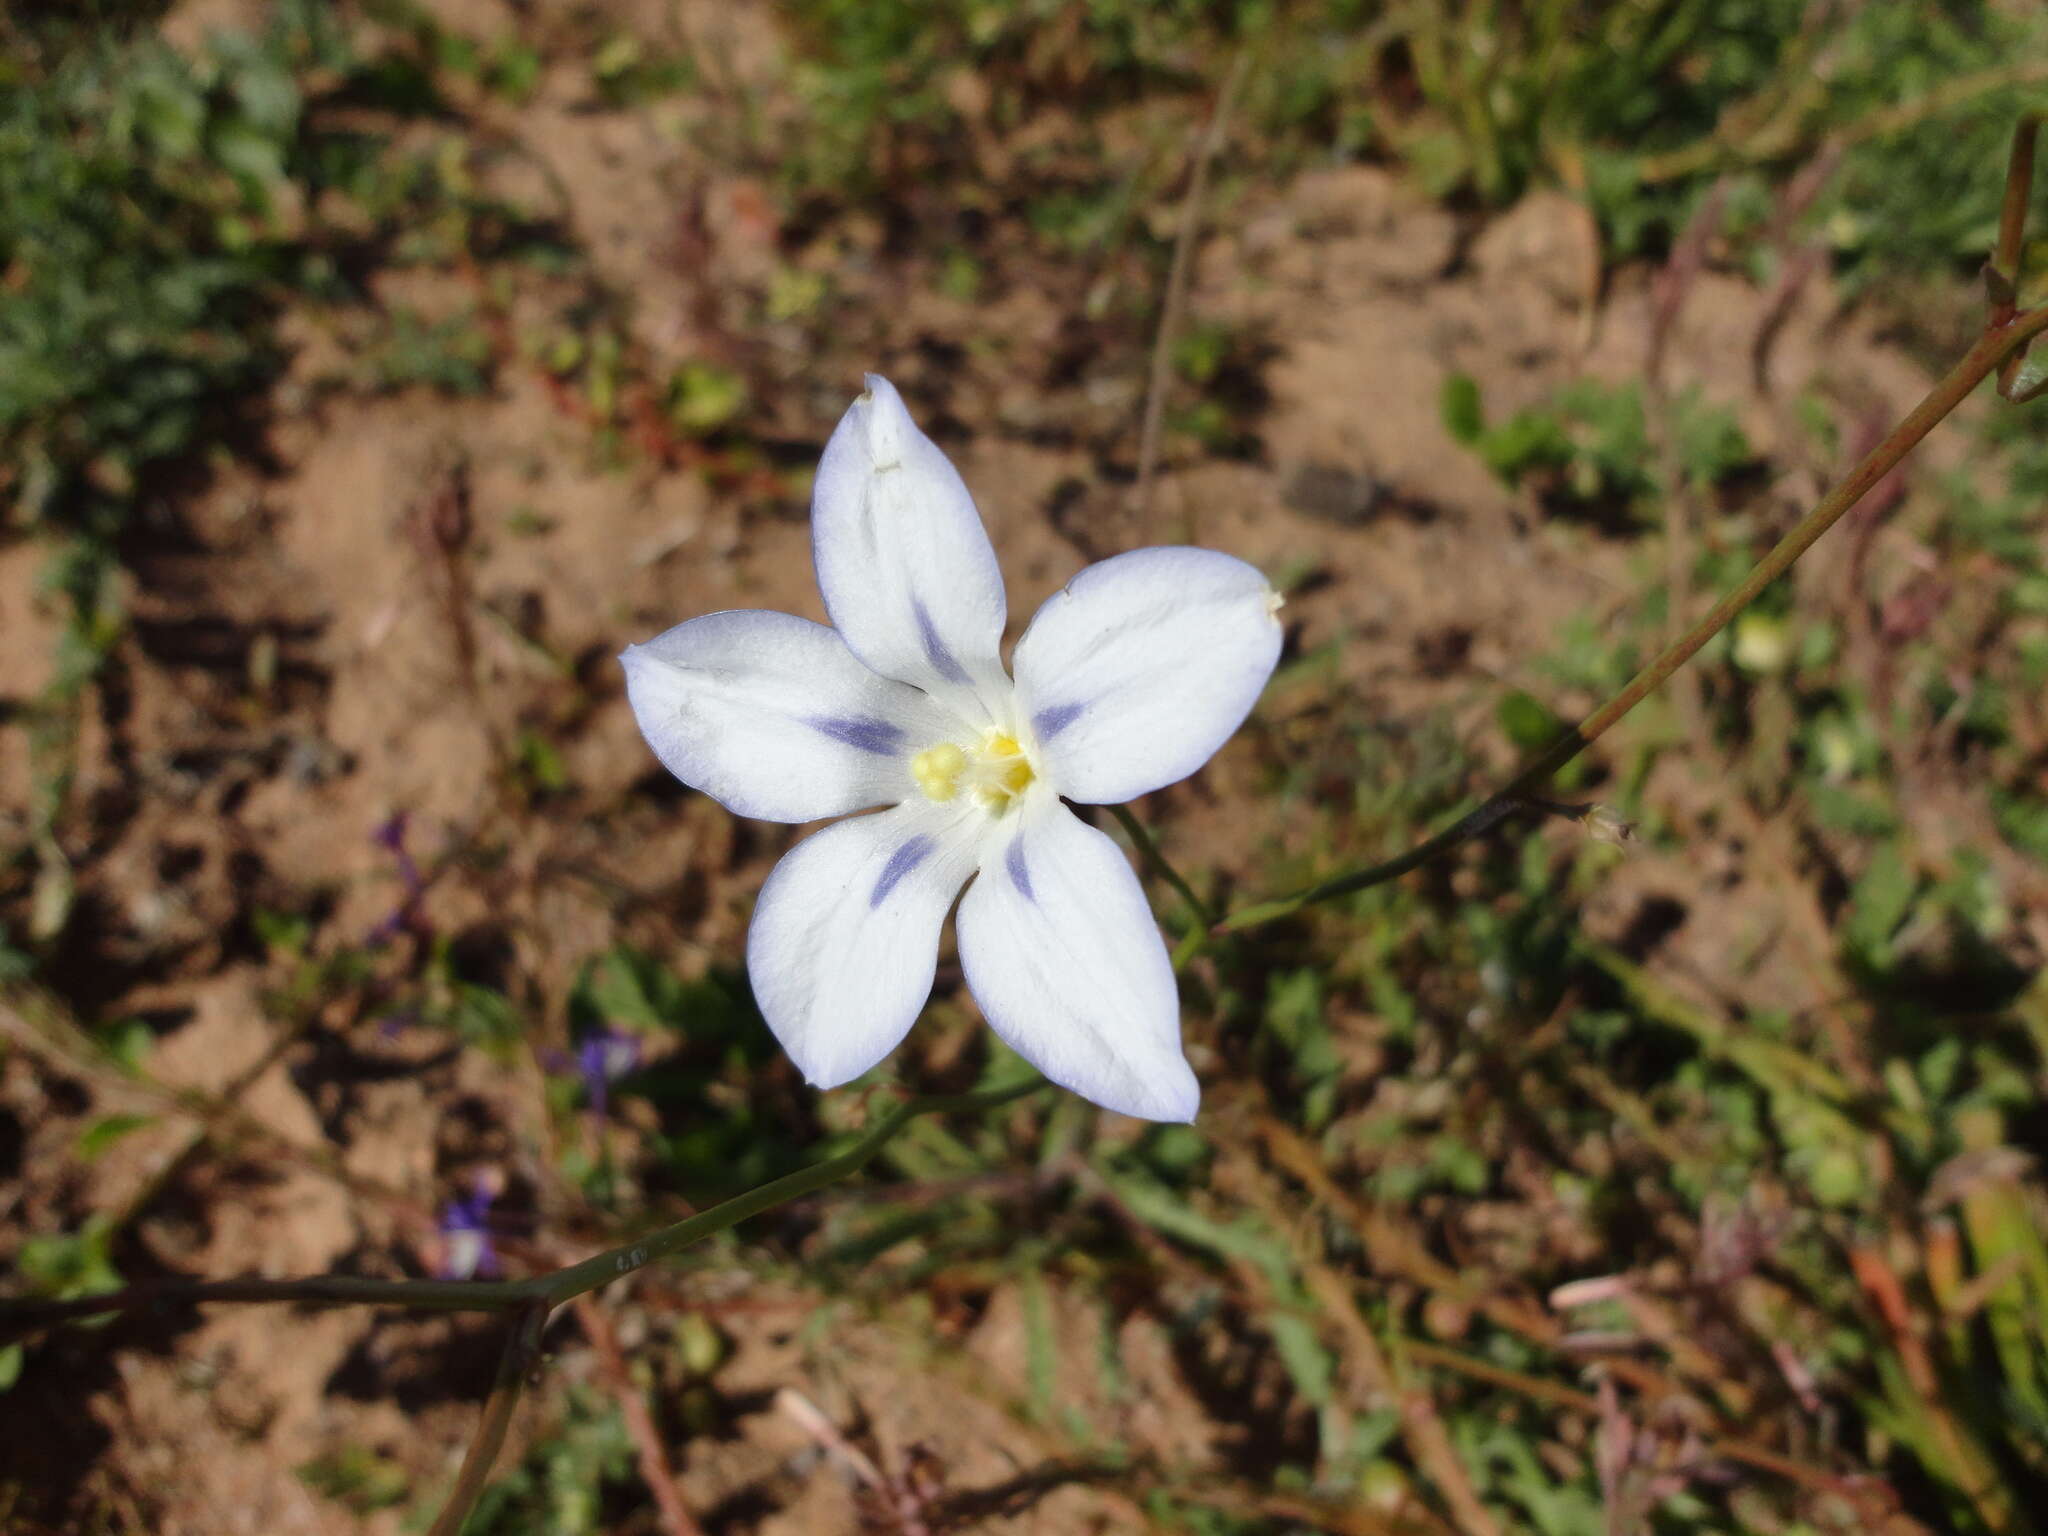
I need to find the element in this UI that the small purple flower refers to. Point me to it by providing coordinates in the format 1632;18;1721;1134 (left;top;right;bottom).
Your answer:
575;1028;642;1119
376;1008;420;1041
367;812;429;946
437;1175;501;1280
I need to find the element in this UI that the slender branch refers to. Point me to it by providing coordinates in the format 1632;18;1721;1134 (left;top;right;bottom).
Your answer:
1992;113;2040;303
1637;59;2048;187
0;1273;547;1343
1134;49;1247;535
1995;114;2044;401
1301;1262;1501;1536
1108;802;1213;927
538;1078;1042;1305
2;988;411;1209
428;1301;549;1536
1397;1333;1919;1506
1217;302;2048;934
574;1295;705;1536
0;1078;1046;1343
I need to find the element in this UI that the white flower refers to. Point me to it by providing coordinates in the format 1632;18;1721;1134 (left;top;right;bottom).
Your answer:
620;375;1282;1121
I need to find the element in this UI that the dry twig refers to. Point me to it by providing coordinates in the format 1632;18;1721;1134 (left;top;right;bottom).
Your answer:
1134;50;1247;537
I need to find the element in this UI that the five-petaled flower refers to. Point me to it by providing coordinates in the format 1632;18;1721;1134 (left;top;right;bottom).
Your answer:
621;375;1281;1121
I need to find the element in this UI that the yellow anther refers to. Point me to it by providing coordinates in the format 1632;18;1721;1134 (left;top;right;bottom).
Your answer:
910;742;967;802
970;729;1035;809
908;732;1035;811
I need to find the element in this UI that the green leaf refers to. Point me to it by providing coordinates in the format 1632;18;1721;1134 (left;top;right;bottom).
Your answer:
1172;323;1233;386
298;1446;408;1512
517;731;568;792
133;74;206;159
450;982;521;1051
1100;1170;1289;1270
75;1113;155;1160
209;119;288;187
18;1215;122;1301
94;1018;155;1077
1021;1269;1057;1423
1670;387;1751;487
1496;689;1561;752
1439;371;1484;445
583;947;665;1030
250;907;312;956
1994;790;2048;863
1843;845;1920;969
0;925;32;983
667;362;746;435
486;42;543;102
1808;781;1901;838
1267;1310;1334;1406
1475;409;1572;485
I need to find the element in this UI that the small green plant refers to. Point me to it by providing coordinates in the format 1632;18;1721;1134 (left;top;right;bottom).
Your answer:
1444;373;1655;522
297;1445;410;1514
0;17;331;534
665;362;747;436
565;946;799;1196
14;1215;122;1306
364;308;496;395
464;1388;633;1536
588;31;694;109
1445;372;1754;531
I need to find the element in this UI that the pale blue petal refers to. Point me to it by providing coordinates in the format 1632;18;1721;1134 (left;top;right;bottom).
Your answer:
1013;547;1282;804
747;801;982;1088
956;798;1197;1121
621;609;955;823
811;375;1009;721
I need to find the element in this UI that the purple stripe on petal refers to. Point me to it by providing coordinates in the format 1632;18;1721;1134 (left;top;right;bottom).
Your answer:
808;715;906;756
871;835;934;907
1033;701;1085;740
914;600;971;685
1005;836;1034;903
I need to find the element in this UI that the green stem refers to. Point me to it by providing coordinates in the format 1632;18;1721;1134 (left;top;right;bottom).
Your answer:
0;1274;546;1340
1993;113;2040;293
538;1077;1043;1305
0;1078;1047;1342
1108;803;1213;928
1995;114;2044;402
1217;304;2048;935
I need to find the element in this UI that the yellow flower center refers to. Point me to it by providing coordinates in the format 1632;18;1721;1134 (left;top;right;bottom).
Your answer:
910;730;1036;811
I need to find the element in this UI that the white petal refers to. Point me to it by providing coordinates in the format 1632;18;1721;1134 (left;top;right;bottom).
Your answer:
956;798;1197;1121
747;800;983;1089
811;374;1010;720
1013;547;1282;804
621;609;955;823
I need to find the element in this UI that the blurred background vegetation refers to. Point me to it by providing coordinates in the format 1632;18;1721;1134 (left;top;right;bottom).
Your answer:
4;1;2048;1533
